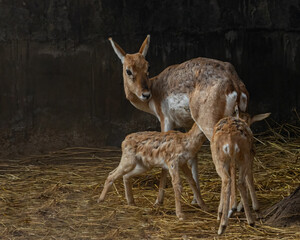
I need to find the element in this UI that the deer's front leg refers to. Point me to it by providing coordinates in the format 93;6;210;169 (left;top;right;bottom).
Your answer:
181;163;207;210
188;133;206;204
189;157;199;204
154;118;173;205
168;160;184;220
154;168;168;205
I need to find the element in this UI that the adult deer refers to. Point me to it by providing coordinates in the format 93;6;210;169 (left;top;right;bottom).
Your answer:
108;35;249;204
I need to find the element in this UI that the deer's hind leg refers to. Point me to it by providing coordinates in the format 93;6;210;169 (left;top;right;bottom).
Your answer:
216;163;231;235
228;157;237;218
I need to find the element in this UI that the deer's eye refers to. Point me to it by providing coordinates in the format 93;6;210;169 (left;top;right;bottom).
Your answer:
126;69;132;76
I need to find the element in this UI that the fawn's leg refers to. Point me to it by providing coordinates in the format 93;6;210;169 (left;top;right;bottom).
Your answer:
238;167;255;226
168;160;184;220
123;164;147;206
98;162;134;203
246;154;259;215
246;170;260;218
217;164;231;235
154;168;168;205
228;159;237;218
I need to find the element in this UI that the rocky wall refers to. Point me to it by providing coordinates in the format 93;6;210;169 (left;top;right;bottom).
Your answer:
0;0;299;154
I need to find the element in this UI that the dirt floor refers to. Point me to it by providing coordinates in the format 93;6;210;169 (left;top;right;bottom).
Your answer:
0;134;300;239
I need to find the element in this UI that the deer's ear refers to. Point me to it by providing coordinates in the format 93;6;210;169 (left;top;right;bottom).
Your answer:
139;35;150;57
250;113;271;125
108;37;126;64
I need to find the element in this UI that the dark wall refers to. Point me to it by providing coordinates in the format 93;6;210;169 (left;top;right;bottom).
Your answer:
0;0;299;154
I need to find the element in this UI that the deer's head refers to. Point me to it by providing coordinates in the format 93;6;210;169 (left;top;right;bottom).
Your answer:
109;35;151;102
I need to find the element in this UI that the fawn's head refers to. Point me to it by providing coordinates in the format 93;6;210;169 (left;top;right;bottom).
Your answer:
234;105;271;125
109;35;151;102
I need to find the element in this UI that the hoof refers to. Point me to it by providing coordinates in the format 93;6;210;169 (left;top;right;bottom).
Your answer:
228;207;237;218
154;199;163;207
97;197;104;203
218;225;227;235
177;213;185;221
191;198;198;205
255;210;262;219
249;222;255;227
237;202;244;212
153;199;163;207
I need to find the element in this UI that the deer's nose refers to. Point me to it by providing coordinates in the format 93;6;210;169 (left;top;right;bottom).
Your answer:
142;92;151;99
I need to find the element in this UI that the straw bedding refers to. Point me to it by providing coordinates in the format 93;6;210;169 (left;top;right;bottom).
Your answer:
0;124;299;239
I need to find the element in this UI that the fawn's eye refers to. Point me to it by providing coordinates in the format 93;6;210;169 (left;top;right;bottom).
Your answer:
126;69;132;76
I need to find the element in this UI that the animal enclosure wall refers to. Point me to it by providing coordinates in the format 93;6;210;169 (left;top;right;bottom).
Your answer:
0;0;299;154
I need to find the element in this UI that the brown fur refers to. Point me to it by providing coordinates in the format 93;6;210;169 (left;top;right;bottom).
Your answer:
109;35;250;204
98;124;207;220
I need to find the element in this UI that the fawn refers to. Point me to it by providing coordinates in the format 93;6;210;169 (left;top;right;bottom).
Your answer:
210;111;270;234
98;124;208;220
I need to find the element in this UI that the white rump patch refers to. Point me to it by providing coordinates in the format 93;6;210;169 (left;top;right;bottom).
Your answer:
234;143;240;153
223;144;230;154
239;92;247;112
225;91;238;116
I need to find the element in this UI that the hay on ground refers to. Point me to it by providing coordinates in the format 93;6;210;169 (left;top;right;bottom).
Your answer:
0;125;300;239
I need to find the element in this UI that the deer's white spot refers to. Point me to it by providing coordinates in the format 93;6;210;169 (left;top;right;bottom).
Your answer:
162;162;169;170
234;143;240;153
162;93;191;128
223;144;230;154
228;209;234;218
163;117;173;132
224;91;237;116
239;92;247;112
149;100;160;121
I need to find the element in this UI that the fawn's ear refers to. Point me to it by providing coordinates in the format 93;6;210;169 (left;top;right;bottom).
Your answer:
250;113;271;125
108;37;126;64
139;35;150;57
